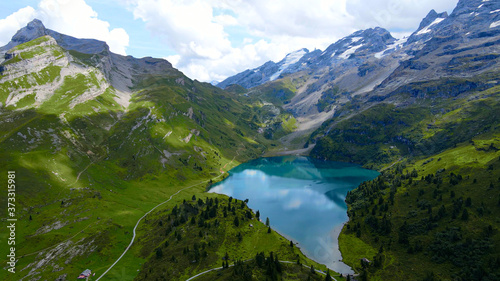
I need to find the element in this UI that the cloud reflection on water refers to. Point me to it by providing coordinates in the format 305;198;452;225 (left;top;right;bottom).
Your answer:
208;156;379;273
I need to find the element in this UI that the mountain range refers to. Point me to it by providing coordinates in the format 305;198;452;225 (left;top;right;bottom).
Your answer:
218;0;500;145
0;17;298;281
0;0;499;280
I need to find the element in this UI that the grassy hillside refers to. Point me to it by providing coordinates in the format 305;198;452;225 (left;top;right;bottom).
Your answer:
196;259;338;281
133;195;338;280
308;73;500;280
341;136;500;280
0;36;308;280
310;74;500;169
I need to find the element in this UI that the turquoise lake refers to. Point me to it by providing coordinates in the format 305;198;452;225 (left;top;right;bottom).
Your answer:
208;156;379;274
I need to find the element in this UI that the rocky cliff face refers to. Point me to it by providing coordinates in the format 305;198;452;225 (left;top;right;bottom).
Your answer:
0;19;174;97
217;0;500;141
216;48;312;89
0;19;287;281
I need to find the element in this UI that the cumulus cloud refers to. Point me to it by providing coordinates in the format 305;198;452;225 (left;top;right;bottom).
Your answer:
132;0;231;59
124;0;457;82
225;0;355;38
0;0;129;55
1;0;458;81
0;7;37;46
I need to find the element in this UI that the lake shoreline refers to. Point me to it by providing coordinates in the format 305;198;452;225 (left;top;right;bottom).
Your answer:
208;156;378;275
263;219;354;275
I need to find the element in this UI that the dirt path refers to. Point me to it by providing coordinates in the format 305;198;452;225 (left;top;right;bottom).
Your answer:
220;145;244;173
185;259;338;281
380;157;403;172
95;173;225;280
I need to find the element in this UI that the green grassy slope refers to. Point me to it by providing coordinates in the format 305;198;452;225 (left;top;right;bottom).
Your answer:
0;36;315;280
311;74;500;169
133;195;336;280
342;136;500;281
308;73;500;280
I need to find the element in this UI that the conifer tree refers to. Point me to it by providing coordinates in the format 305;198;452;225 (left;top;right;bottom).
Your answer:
325;270;331;280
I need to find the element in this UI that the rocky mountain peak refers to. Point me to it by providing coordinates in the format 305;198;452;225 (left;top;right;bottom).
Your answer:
417;10;448;30
451;0;499;17
12;19;47;42
1;19;109;54
407;9;448;44
358;27;395;50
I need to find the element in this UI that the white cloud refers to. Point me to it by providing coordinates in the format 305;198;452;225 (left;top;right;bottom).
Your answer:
0;7;37;46
0;0;129;55
124;0;457;82
1;0;459;82
36;0;129;55
214;14;238;26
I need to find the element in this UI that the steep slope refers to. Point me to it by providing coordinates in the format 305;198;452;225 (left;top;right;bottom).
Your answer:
299;0;500;279
217;27;406;151
218;0;500;154
371;0;500;97
216;48;312;89
334;90;500;279
341;135;500;280
0;21;303;281
309;0;500;165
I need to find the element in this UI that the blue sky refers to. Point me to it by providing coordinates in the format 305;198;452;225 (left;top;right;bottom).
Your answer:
0;0;458;82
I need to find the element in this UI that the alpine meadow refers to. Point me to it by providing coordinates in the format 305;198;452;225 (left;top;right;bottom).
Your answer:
0;0;499;280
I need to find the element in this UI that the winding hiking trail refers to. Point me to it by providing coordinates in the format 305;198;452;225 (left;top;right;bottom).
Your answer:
96;149;244;280
95;174;224;280
185;259;339;281
220;145;244;173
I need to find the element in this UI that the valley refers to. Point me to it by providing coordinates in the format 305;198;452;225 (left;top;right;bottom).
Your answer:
0;0;499;280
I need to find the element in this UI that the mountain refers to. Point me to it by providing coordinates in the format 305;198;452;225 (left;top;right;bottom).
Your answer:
217;48;312;89
218;0;500;154
220;0;500;96
217;0;500;279
308;0;500;166
0;19;306;281
218;26;401;98
0;19;108;54
302;0;500;279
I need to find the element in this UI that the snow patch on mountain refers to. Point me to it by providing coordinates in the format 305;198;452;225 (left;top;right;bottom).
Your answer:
351;37;363;43
491;20;500;28
416;17;445;35
269;49;307;81
339;44;363;59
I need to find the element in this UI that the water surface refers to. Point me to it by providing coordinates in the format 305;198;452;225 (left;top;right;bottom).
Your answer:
209;156;379;273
